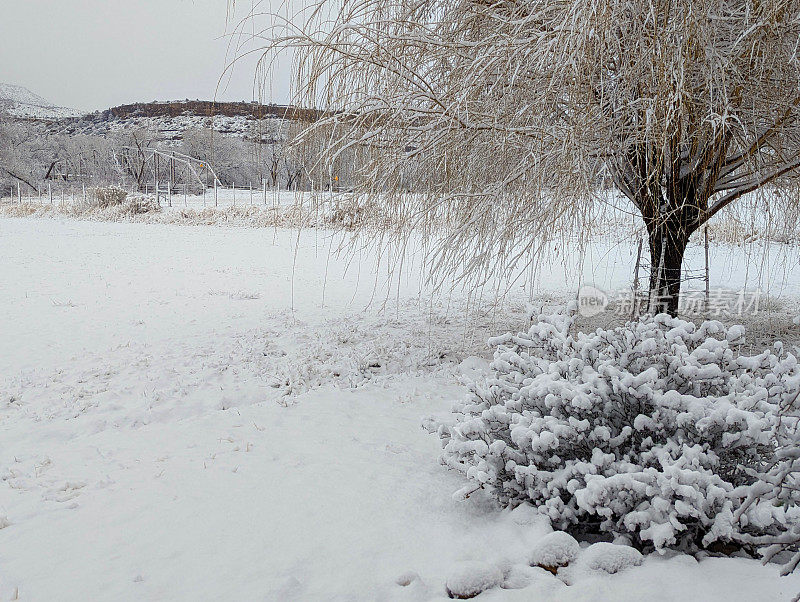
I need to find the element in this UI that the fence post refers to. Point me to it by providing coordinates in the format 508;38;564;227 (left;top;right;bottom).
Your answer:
214;179;218;207
704;226;710;316
632;237;643;319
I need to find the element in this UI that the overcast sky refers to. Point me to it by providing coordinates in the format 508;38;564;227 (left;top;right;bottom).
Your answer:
0;0;293;111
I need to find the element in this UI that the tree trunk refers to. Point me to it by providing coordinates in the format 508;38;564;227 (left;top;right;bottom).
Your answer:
647;224;690;317
613;142;712;316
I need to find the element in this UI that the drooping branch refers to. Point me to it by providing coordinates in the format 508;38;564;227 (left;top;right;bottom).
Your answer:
248;0;800;306
0;164;40;194
707;158;800;222
719;97;800;179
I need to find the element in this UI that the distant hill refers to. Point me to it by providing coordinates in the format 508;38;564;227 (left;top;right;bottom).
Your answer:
42;100;324;144
1;89;323;145
96;100;321;122
0;83;83;120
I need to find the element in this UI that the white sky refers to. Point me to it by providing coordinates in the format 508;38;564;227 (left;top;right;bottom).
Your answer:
0;0;293;111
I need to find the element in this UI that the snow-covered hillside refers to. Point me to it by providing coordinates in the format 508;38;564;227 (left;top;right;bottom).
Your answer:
0;83;82;120
1;91;292;151
46;111;287;144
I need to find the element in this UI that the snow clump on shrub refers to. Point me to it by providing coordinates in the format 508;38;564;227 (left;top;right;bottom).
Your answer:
444;561;503;599
528;531;580;571
580;542;643;574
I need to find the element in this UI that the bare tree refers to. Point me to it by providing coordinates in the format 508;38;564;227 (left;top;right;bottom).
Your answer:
0;120;45;193
267;142;282;188
119;129;157;190
253;0;800;314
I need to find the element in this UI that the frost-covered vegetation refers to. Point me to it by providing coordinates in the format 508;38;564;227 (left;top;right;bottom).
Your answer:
0;111;355;198
89;185;128;207
438;305;800;563
0;192;394;230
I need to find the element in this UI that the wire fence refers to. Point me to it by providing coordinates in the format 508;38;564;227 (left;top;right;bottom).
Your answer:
0;180;306;211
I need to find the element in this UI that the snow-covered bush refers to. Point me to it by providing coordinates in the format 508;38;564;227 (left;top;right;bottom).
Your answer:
327;196;387;230
579;542;643;574
90;185;128;207
123;194;161;215
438;304;800;553
329;197;369;230
732;390;800;575
528;531;580;571
444;561;503;599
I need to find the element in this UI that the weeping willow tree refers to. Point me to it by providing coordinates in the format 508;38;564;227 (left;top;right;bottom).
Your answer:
244;0;800;314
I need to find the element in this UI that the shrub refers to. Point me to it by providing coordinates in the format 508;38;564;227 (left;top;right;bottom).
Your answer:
123;194;161;215
732;389;800;575
90;186;128;207
329;197;375;230
437;304;800;553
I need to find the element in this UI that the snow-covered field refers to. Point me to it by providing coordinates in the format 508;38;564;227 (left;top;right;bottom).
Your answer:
2;216;800;601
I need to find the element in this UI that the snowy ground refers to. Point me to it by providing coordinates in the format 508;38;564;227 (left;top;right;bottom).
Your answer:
2;216;800;601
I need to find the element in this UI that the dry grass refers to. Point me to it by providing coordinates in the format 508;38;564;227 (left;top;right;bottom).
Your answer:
0;195;398;230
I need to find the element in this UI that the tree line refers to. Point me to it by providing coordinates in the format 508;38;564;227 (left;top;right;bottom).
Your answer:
0;116;358;195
